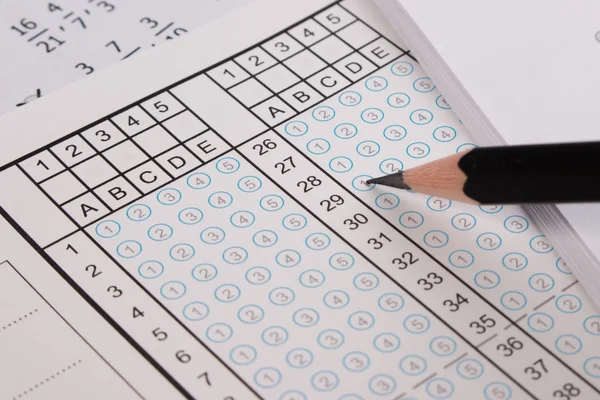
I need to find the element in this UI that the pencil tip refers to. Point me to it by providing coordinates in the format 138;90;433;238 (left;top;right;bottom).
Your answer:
366;172;411;190
366;177;385;185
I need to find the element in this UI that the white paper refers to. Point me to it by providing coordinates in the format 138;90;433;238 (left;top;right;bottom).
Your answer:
0;0;598;398
0;0;252;115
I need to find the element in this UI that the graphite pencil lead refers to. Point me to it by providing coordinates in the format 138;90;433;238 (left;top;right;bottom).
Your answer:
366;171;411;190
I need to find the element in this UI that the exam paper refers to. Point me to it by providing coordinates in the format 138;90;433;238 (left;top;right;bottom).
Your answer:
0;0;598;398
0;0;252;114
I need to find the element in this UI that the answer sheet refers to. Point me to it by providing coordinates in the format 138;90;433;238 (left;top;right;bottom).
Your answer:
0;0;599;399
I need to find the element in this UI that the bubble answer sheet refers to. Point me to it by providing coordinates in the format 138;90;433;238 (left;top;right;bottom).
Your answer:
0;0;599;399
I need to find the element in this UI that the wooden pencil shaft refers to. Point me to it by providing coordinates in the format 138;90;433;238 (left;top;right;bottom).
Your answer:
403;152;474;203
402;142;600;204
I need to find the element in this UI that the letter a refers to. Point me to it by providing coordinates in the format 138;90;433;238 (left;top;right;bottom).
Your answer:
269;106;285;119
81;203;98;218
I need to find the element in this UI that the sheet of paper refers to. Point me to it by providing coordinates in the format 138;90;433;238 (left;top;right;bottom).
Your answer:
0;0;252;115
0;0;598;398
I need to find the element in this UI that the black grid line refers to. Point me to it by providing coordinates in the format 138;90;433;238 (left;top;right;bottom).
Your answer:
109;119;175;181
78;134;143;196
226;77;276;109
47;147;113;220
138;98;201;161
157;107;188;124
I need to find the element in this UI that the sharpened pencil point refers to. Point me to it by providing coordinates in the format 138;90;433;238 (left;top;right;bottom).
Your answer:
366;172;411;190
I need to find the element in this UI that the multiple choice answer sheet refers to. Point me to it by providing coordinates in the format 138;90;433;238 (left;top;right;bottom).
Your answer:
0;0;599;399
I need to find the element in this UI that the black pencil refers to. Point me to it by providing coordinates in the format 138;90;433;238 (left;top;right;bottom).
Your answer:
366;141;600;204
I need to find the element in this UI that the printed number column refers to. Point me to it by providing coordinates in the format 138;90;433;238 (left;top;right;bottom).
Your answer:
44;228;259;399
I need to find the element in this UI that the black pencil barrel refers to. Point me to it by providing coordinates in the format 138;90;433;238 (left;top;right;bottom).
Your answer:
459;141;600;204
